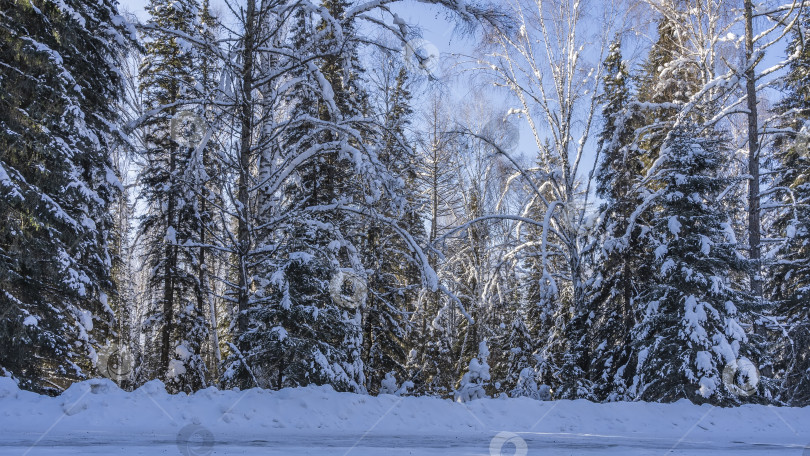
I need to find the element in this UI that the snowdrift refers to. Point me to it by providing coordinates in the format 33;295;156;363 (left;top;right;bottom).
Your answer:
1;377;808;454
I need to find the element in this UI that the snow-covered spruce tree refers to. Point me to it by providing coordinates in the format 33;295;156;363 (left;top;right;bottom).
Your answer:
586;38;651;401
0;0;128;393
169;0;223;390
226;0;369;392
138;0;210;392
488;312;537;398
767;11;810;406
630;125;755;404
276;0;368;392
635;15;698;165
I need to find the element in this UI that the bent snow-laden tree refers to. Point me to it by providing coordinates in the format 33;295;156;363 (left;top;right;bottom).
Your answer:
471;0;621;400
160;0;512;392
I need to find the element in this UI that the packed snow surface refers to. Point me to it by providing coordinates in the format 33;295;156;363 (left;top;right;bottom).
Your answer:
1;377;808;455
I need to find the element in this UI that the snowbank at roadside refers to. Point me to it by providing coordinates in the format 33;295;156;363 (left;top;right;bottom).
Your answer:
1;376;808;450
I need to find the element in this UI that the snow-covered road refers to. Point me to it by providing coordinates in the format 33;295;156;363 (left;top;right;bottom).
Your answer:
3;433;808;455
1;377;808;455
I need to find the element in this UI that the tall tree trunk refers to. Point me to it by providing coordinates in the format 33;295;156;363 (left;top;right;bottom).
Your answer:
162;140;177;370
236;0;257;340
744;0;762;297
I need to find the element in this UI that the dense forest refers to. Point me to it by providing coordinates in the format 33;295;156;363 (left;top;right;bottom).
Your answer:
1;0;809;408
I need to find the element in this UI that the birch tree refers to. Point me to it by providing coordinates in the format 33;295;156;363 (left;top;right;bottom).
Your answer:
472;0;619;399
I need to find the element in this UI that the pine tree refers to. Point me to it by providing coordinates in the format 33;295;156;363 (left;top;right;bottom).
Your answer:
138;0;210;392
767;11;810;406
630;125;755;404
0;0;128;393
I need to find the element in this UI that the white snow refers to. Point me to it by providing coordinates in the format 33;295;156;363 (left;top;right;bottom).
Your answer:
455;340;491;403
700;235;712;255
0;378;808;455
167;360;187;379
379;372;399;395
165;226;177;244
78;309;93;332
174;344;192;361
654;244;668;260
668;215;682;237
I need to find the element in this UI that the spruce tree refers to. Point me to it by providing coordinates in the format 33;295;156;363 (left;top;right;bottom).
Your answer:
586;39;650;401
488;312;537;397
631;125;755;404
635;16;698;167
767;11;810;406
226;0;370;392
0;0;127;393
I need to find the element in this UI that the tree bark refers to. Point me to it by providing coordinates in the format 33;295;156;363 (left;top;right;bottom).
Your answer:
236;0;257;340
162;138;177;371
744;0;762;297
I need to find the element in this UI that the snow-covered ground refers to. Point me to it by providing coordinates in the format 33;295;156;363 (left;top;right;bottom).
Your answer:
1;377;808;455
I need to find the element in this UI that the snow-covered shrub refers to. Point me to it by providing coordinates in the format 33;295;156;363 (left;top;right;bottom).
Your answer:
455;340;491;402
